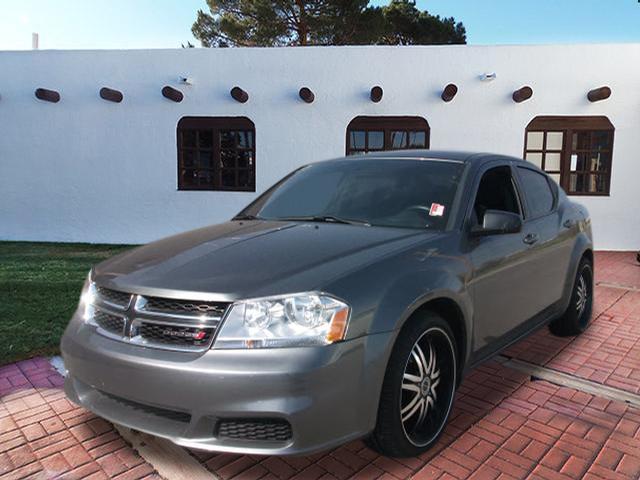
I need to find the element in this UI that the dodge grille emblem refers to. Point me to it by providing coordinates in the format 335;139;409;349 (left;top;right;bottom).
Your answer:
162;329;207;340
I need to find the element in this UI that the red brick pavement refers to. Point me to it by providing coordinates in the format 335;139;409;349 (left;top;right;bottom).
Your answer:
507;252;640;396
595;252;640;290
1;251;639;479
0;359;161;479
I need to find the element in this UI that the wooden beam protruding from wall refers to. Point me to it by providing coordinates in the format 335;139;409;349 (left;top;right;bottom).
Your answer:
587;86;611;103
100;87;123;103
35;88;60;103
299;87;315;104
441;84;458;102
231;86;249;103
512;86;533;103
162;86;183;103
370;86;383;103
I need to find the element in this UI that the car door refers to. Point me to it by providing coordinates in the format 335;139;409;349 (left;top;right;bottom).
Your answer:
514;166;573;311
466;162;535;355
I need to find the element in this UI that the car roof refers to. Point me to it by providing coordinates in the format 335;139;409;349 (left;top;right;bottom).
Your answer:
346;149;526;164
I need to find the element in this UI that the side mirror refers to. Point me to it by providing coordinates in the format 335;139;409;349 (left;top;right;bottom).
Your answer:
470;209;522;236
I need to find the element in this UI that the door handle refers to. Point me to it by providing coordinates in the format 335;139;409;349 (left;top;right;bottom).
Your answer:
523;233;539;245
563;219;575;229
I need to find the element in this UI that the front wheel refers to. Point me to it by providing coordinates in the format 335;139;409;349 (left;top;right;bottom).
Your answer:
550;257;594;336
368;313;457;457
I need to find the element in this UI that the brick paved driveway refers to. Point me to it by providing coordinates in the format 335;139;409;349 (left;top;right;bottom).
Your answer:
1;251;639;479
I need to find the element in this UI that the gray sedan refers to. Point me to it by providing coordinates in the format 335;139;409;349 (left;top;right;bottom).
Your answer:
61;151;593;457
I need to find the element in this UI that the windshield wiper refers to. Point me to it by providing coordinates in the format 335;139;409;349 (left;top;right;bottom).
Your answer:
275;215;371;227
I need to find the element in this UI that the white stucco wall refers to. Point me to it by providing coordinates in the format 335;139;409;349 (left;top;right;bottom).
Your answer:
0;44;639;249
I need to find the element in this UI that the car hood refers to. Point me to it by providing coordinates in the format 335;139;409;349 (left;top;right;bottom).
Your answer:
93;220;436;300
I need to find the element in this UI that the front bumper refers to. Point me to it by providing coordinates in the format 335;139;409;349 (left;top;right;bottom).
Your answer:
61;310;393;455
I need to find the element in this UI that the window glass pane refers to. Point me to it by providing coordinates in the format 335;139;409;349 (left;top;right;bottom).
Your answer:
221;169;236;187
198;151;213;168
525;152;542;168
197;170;214;186
573;132;590;150
526;131;544;150
546;132;563;150
588;152;610;172
237;131;253;148
569;173;584;192
545;153;561;171
368;131;384;150
592;131;611;151
391;131;407;148
220;150;237;168
350;131;365;150
220;131;236;149
572;153;589;172
198;131;213;148
588;174;607;193
237;151;254;168
238;170;250;188
549;173;561;184
181;169;195;186
182;130;196;148
408;131;426;148
517;168;554;217
182;150;195;168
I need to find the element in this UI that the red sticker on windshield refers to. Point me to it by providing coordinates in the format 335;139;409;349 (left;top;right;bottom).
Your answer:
429;203;445;217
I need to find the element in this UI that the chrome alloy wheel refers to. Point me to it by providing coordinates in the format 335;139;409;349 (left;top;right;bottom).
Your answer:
399;327;456;447
575;273;588;317
575;263;593;329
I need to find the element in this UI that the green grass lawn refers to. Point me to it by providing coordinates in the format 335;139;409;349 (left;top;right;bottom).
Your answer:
0;241;133;365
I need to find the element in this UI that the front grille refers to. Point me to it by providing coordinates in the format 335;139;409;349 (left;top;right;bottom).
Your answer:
136;322;214;348
216;419;293;442
100;390;192;423
90;284;230;352
143;297;228;318
96;287;131;309
94;310;125;335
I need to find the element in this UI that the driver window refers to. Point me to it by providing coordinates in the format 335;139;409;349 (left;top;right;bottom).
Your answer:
472;166;521;226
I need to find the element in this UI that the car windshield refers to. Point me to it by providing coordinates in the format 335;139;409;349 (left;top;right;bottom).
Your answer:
239;159;466;230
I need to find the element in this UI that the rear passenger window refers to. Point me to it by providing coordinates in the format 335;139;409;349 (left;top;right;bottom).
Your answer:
517;167;555;218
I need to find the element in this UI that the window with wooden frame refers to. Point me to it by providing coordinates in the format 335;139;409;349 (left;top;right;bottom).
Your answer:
346;116;430;156
177;117;255;191
524;116;614;196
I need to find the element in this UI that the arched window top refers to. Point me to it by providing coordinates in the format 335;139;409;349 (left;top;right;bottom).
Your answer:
526;116;613;131
346;116;430;156
177;116;255;192
524;116;614;196
178;116;255;131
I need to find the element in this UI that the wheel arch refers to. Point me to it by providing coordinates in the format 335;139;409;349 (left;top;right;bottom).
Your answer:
399;296;468;382
559;236;594;313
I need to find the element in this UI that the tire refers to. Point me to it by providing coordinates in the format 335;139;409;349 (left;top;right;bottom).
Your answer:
367;312;457;457
550;257;594;336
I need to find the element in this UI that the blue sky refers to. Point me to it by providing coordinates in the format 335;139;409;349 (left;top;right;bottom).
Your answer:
1;0;639;50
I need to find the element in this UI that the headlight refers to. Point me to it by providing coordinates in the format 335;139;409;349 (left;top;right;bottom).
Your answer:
213;292;351;349
79;271;97;321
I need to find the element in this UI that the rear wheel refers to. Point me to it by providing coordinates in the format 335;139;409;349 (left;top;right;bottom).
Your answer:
550;257;593;336
368;313;457;457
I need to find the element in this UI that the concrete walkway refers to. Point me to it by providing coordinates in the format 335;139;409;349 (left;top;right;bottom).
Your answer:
1;251;639;479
